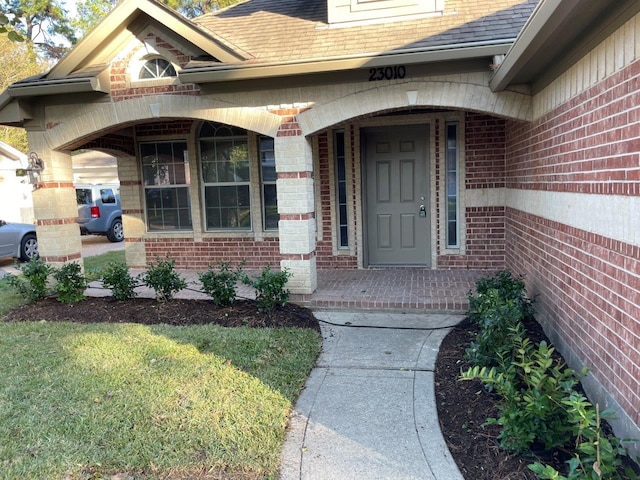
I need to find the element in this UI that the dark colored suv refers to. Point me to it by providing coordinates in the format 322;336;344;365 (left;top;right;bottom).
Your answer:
76;184;124;242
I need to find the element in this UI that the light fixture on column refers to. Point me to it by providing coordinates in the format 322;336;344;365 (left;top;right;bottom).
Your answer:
25;152;45;190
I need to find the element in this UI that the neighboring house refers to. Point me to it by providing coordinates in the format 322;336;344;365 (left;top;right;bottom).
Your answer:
0;0;638;457
0;141;33;223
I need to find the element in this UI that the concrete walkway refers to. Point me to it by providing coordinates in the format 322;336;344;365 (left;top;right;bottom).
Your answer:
280;310;465;480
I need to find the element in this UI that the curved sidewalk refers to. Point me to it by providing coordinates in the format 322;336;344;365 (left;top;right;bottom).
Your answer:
280;310;465;480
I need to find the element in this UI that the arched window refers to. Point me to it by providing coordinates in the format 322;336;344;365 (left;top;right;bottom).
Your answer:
139;58;177;79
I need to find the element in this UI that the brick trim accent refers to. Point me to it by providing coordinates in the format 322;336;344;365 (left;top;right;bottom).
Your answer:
39;182;75;189
280;213;314;221
277;171;312;179
36;217;77;226
125;237;143;243
281;253;314;261
120;180;142;186
42;253;82;262
122;209;144;215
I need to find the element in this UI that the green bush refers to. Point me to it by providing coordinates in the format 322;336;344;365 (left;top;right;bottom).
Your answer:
5;258;52;302
140;257;186;301
243;265;291;313
52;262;87;303
465;270;536;367
461;326;583;453
469;270;535;323
101;262;139;301
465;290;525;367
530;393;638;480
198;261;244;307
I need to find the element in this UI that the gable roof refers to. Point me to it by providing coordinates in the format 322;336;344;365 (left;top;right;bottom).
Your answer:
0;0;538;121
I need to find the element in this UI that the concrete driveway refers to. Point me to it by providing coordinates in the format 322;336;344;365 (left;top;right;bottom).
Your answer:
0;235;124;279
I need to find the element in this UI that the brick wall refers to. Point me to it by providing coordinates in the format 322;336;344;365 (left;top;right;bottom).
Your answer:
316;131;358;268
144;237;280;270
110;34;200;103
437;113;507;269
504;58;640;439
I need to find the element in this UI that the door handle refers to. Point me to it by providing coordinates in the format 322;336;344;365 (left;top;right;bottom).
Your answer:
419;205;426;218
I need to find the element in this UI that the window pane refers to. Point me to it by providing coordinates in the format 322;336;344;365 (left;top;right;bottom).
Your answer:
204;185;251;230
334;130;349;248
260;137;276;182
445;123;458;247
263;184;278;230
145;187;192;231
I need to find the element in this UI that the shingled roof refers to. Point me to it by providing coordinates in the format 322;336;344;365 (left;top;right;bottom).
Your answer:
193;0;539;65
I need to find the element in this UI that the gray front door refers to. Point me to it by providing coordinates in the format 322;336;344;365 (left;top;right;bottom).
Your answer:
364;125;430;266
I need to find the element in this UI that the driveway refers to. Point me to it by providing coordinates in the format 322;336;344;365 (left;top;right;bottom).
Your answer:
0;235;124;279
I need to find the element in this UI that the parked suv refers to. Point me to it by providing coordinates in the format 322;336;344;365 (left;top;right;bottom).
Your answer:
75;184;124;242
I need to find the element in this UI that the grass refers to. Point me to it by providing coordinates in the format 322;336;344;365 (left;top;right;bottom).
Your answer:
83;249;126;280
0;251;323;479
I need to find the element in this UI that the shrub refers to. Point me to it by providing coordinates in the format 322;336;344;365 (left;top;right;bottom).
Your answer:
243;265;291;313
198;261;244;307
461;326;583;453
52;262;87;303
529;394;638;480
101;262;139;301
465;289;525;367
140;257;186;301
5;258;52;302
465;270;536;367
469;270;535;323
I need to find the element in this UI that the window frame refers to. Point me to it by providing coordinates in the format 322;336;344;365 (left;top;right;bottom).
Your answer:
138;57;177;80
445;121;459;249
139;140;193;232
334;130;349;249
198;122;252;232
259;136;278;231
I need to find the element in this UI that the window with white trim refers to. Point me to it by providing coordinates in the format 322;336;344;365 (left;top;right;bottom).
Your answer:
139;57;176;79
259;136;278;230
334;130;349;248
199;122;251;230
445;122;459;247
140;141;192;231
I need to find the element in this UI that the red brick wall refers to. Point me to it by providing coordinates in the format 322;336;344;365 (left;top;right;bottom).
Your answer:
144;237;280;270
316;131;358;268
504;59;640;431
437;114;507;269
110;33;200;102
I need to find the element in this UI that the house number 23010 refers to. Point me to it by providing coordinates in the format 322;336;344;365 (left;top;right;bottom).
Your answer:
368;66;407;81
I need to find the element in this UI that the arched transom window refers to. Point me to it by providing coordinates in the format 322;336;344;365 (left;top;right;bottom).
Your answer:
139;57;177;80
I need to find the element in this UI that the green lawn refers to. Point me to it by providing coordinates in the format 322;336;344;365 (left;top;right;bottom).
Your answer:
0;254;322;479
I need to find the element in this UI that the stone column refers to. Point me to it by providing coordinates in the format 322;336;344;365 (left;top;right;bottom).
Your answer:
27;136;82;268
116;155;147;268
275;134;317;294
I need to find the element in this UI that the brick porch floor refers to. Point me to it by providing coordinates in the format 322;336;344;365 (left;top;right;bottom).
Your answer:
290;268;491;312
87;268;490;313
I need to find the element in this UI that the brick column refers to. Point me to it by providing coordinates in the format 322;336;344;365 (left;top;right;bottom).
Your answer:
275;135;317;294
27;140;82;268
117;155;147;267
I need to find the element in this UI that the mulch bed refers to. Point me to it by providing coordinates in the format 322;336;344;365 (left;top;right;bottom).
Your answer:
3;297;320;332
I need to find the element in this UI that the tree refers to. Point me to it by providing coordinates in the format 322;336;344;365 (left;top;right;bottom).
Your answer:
72;0;242;37
0;11;24;41
0;36;45;151
0;0;76;59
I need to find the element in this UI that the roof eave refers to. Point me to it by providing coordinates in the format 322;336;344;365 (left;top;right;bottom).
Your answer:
490;0;640;92
180;42;514;84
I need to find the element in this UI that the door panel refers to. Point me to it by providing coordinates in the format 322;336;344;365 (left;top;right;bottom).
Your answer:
364;125;430;266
